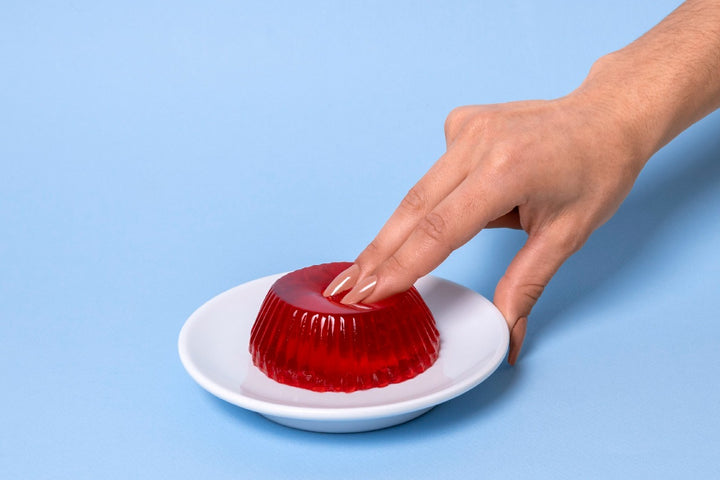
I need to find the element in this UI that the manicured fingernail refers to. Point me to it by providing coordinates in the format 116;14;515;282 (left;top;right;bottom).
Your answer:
340;275;377;305
508;316;527;366
323;264;360;297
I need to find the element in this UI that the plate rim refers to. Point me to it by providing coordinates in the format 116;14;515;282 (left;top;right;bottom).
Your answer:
178;273;509;421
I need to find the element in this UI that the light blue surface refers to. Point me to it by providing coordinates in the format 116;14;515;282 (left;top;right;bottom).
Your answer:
2;1;718;478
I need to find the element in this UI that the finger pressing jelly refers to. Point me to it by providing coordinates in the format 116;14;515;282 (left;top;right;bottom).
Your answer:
249;262;440;392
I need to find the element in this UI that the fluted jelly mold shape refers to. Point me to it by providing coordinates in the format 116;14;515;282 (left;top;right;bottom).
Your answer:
249;262;440;392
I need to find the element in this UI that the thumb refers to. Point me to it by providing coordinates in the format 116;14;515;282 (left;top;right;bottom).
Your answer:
494;227;583;365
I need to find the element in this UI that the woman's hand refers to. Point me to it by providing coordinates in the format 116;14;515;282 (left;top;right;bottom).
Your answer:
323;91;648;364
322;0;720;364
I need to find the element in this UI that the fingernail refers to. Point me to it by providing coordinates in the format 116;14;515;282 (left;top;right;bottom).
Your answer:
508;316;527;366
340;275;377;305
322;264;360;297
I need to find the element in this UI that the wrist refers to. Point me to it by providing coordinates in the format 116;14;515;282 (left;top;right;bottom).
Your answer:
558;54;659;177
571;52;669;169
572;1;720;167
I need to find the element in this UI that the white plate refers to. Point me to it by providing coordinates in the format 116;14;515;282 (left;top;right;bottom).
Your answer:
178;273;509;433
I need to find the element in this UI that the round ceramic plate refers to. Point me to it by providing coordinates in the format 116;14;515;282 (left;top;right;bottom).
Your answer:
178;273;509;433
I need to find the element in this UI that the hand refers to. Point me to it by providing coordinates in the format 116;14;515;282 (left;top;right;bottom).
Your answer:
323;0;720;364
323;91;648;364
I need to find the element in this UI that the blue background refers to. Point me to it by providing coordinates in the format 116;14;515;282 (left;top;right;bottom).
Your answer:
2;1;719;478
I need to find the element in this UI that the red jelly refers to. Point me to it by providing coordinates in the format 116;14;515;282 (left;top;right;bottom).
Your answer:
249;262;440;392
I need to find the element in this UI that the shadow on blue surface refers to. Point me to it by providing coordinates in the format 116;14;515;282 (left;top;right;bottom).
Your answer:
477;117;720;358
204;362;521;441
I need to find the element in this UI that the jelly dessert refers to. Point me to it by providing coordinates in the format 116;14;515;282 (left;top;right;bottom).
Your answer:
249;262;440;392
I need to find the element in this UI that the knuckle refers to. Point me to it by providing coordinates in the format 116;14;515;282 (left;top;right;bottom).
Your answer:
386;253;411;275
495;275;546;317
398;186;428;215
444;107;466;133
460;114;489;139
445;106;481;142
382;254;422;289
512;282;545;317
418;211;449;244
355;239;384;269
560;232;587;255
364;239;383;256
486;143;517;175
519;283;545;305
550;224;589;256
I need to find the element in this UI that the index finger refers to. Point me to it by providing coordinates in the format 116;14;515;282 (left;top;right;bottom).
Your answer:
323;147;472;297
354;147;472;275
358;170;518;304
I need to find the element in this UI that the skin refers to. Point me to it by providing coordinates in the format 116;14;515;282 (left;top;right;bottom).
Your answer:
323;0;720;364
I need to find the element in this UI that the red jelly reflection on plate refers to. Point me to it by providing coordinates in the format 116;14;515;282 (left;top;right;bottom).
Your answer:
249;262;440;393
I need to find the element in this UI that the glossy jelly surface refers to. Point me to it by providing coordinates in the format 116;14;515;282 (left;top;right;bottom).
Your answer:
249;262;440;393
